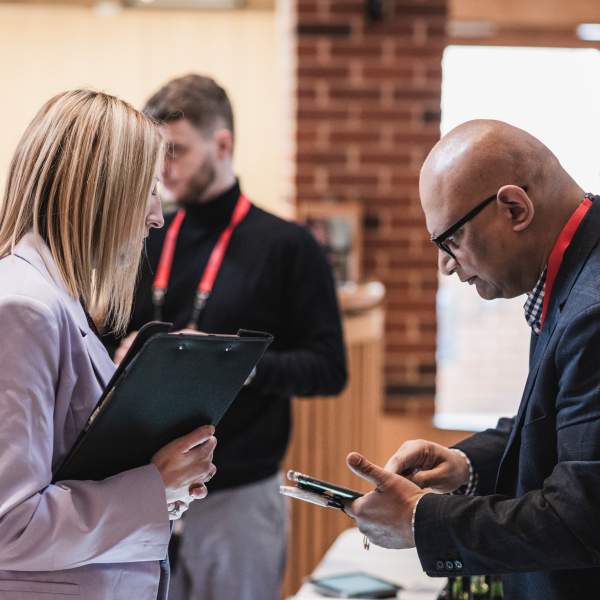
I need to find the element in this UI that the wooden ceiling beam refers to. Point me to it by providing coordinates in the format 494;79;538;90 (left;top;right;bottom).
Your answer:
451;0;600;29
0;0;274;7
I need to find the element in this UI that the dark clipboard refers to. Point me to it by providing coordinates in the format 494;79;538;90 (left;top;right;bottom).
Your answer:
54;322;273;482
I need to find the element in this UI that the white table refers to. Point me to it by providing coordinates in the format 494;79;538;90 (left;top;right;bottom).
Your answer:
290;528;444;600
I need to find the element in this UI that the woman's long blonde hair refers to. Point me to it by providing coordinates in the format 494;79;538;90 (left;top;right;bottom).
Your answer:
0;89;162;334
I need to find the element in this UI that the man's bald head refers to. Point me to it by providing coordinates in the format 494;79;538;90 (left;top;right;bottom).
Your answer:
420;119;583;299
421;120;566;230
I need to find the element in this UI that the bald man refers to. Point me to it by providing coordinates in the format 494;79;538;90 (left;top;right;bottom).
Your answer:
342;120;600;599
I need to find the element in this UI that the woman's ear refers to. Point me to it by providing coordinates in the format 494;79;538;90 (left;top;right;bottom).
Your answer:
497;185;534;232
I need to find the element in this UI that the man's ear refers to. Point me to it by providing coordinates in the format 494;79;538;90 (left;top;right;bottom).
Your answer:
214;128;234;161
497;185;534;232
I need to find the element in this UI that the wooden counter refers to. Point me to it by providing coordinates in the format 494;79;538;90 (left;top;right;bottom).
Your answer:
281;282;385;598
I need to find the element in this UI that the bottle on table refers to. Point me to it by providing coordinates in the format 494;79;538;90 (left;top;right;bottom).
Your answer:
437;574;503;599
449;576;461;599
490;575;503;599
470;575;490;599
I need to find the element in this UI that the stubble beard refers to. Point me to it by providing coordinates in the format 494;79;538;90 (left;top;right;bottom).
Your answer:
178;159;218;205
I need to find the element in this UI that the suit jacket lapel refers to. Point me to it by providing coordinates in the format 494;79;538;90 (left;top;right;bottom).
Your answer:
12;232;115;389
495;198;600;488
80;328;115;389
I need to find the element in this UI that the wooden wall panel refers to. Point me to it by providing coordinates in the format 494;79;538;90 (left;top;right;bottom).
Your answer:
281;307;384;598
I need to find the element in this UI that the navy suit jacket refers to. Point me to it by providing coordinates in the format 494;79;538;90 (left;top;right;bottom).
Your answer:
414;197;600;599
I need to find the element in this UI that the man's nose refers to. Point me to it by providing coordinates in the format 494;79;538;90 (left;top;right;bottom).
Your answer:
438;249;457;276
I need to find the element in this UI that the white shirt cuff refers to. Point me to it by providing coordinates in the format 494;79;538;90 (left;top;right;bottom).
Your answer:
450;448;478;496
412;450;479;541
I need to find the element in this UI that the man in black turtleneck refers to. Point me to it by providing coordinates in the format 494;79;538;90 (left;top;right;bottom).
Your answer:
103;75;346;600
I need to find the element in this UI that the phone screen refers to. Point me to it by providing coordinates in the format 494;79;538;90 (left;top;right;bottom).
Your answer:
287;470;363;501
310;572;400;598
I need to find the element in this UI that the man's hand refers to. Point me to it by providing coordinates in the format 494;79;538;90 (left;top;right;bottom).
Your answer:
344;452;430;549
384;440;469;494
152;424;217;506
114;331;138;366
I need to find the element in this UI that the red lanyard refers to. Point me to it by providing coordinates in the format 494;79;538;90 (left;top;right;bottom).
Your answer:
540;196;592;329
152;194;251;328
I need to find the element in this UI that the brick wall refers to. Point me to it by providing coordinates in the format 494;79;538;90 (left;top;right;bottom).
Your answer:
294;0;447;412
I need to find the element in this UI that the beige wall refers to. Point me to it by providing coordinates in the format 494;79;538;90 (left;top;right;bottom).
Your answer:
0;3;291;217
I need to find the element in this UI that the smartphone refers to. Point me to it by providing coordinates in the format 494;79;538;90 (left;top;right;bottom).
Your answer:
309;572;401;598
287;470;363;501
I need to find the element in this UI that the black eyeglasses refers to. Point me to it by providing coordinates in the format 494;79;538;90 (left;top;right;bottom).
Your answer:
431;185;528;259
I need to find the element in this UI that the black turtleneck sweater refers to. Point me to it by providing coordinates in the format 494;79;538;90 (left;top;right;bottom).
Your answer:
103;182;347;491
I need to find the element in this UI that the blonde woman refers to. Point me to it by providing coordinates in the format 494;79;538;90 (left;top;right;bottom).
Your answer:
0;90;216;600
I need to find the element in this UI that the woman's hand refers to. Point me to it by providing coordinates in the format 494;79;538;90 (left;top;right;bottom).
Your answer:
167;500;190;521
152;424;217;506
114;331;138;366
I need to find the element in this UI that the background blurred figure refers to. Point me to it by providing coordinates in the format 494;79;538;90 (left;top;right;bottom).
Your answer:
0;89;216;600
104;74;347;600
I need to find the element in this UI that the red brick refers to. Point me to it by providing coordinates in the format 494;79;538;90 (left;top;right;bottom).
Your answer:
390;172;423;185
393;87;443;101
362;64;416;80
365;21;416;37
359;106;413;120
359;151;412;166
328;173;380;186
391;2;446;16
329;2;368;16
395;44;447;58
426;23;447;39
295;177;315;189
296;128;319;143
328;85;382;101
295;0;446;411
297;86;318;100
330;41;385;59
384;298;436;310
297;41;319;58
297;106;351;121
298;152;348;165
329;130;381;144
297;65;350;78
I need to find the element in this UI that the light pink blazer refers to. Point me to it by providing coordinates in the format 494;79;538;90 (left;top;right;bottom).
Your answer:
0;233;171;600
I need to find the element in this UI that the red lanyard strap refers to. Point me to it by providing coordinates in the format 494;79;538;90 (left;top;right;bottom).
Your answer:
540;197;592;329
153;207;186;308
197;194;251;295
152;194;251;325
